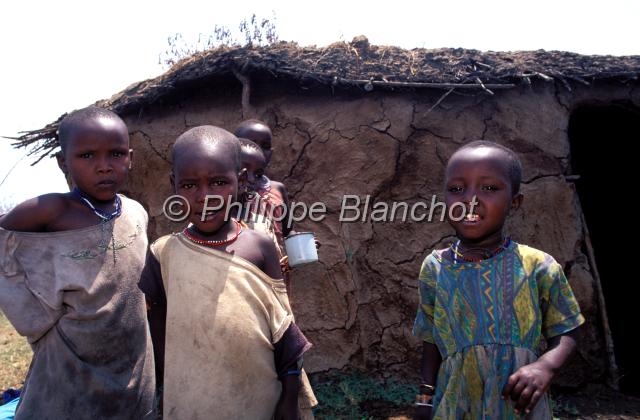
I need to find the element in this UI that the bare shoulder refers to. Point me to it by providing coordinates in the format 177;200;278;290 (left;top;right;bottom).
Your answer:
241;227;274;249
0;193;71;232
236;228;282;279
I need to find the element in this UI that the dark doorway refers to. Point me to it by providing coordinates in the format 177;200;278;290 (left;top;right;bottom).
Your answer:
568;102;640;394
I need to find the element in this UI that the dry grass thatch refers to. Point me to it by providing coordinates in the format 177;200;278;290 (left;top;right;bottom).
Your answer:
9;37;640;163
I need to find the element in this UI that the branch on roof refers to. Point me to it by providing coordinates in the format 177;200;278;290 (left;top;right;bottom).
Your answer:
425;88;456;115
336;77;516;90
3;115;64;165
8;43;640;164
475;77;495;96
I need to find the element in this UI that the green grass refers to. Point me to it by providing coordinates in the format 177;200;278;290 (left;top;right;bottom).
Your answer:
550;395;581;418
310;370;414;419
0;311;32;392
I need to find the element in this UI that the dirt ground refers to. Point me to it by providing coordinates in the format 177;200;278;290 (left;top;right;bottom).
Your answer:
0;312;31;392
367;385;640;420
1;311;639;418
550;385;640;420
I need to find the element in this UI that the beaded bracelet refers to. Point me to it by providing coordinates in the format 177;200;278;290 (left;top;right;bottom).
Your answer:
284;370;302;376
419;383;435;395
415;394;433;406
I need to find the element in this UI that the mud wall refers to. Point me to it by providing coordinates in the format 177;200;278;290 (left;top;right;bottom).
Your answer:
122;80;639;386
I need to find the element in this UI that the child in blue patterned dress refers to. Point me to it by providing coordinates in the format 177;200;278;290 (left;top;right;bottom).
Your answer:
413;140;584;419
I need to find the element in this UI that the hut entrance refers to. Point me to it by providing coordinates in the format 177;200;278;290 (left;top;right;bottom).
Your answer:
568;103;640;394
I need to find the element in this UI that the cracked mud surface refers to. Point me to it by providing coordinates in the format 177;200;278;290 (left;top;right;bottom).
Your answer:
121;80;638;387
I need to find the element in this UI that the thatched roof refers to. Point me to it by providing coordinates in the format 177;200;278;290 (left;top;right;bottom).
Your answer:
10;37;640;163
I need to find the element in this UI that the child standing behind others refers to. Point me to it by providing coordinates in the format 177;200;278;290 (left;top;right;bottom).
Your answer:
233;120;290;241
413;141;584;419
0;107;155;419
234;122;293;246
237;138;287;265
139;126;311;419
237;137;319;418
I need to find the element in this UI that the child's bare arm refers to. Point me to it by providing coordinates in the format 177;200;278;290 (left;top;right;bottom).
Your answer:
258;232;284;280
147;301;166;386
272;181;293;237
273;322;310;420
502;329;579;415
420;342;442;387
0;194;66;232
415;342;442;420
138;250;167;387
274;374;300;420
271;181;323;251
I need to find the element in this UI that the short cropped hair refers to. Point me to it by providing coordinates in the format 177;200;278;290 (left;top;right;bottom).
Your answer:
454;140;523;195
172;125;241;172
234;119;271;133
58;107;124;153
238;138;265;156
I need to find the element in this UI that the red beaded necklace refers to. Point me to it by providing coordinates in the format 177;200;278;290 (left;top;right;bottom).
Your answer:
182;219;242;247
451;238;511;263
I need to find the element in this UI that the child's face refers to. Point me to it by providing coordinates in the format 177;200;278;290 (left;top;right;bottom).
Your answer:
444;147;521;244
242;125;273;165
172;144;239;234
240;148;267;193
57;118;132;202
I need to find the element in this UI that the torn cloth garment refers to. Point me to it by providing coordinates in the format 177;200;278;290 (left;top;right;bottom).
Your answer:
143;233;313;419
0;196;155;420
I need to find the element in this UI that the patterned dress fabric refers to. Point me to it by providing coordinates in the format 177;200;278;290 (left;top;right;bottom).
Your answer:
413;241;584;419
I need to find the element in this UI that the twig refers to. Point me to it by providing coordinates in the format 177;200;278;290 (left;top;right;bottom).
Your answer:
408;51;416;76
29;149;56;166
313;48;330;68
379;48;386;63
565;75;590;86
336;78;515;90
580;212;620;389
425;88;455;115
475;61;493;70
534;71;553;81
582;71;638;79
232;68;252;118
475;77;495;96
557;76;572;92
0;153;27;188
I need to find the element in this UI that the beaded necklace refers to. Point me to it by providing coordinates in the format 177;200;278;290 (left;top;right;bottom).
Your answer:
182;219;243;248
71;187;122;265
72;188;121;265
451;237;511;264
72;187;122;221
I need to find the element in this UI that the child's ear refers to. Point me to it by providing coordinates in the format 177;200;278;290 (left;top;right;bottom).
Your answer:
264;149;273;165
56;151;68;175
128;149;134;170
510;193;523;213
56;151;75;190
238;168;248;186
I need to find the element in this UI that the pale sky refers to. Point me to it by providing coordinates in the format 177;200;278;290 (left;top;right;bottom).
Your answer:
1;0;639;210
